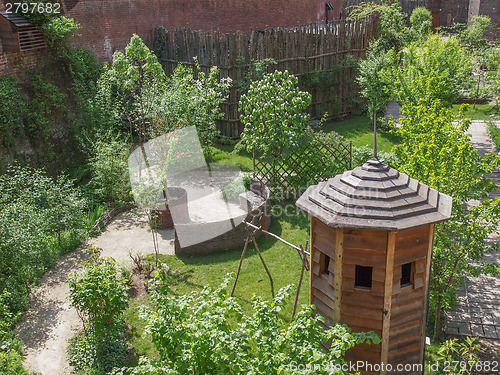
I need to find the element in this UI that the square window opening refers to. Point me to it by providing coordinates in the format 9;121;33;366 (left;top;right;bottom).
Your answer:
401;262;413;287
355;265;372;289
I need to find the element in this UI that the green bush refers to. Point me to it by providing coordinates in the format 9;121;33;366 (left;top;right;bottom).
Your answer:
87;135;132;204
0;77;26;148
124;273;379;374
68;251;130;374
220;176;251;202
409;7;432;40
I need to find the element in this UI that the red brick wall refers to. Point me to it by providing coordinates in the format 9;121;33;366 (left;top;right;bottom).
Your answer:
61;0;329;62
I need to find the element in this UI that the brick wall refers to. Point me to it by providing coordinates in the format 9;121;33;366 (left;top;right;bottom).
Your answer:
61;0;331;62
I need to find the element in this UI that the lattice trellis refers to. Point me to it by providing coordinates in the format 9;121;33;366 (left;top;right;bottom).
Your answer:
253;138;352;199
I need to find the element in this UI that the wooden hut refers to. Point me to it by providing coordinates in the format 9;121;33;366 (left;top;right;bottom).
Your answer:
296;158;452;375
0;11;46;52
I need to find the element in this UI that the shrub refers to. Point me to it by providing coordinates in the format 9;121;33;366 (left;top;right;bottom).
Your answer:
220;176;251;202
409;7;432;40
87;135;132;204
68;249;130;374
239;70;312;157
127;272;379;374
0;77;26;148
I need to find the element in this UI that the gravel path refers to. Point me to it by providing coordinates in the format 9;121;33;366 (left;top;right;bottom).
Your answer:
15;210;175;374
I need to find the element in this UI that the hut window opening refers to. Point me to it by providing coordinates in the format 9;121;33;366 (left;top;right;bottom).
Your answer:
355;265;372;289
322;254;330;276
401;262;414;287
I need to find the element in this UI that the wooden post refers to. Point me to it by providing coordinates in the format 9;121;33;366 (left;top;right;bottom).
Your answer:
420;224;435;372
309;217;315;305
333;228;344;322
380;231;396;373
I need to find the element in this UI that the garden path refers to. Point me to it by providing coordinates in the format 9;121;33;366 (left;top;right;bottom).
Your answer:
15;210;175;374
445;119;500;339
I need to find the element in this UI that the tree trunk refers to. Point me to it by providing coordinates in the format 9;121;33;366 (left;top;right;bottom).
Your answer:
433;299;442;341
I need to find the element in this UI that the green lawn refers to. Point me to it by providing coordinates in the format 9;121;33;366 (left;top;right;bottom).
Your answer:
322;116;400;153
125;204;311;360
451;103;500;120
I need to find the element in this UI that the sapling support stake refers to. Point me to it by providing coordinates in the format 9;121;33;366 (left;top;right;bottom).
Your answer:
232;214;310;317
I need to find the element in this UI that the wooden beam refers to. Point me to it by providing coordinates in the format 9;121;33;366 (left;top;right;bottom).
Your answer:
420;224;435;372
381;231;396;374
310;217;315;305
333;228;344;322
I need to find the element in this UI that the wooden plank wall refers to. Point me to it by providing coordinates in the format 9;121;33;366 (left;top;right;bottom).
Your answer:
149;17;377;138
341;228;386;374
310;217;337;327
388;225;430;372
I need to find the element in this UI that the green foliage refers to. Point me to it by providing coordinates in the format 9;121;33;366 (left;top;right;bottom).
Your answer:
357;46;393;121
124;273;378;374
487;121;500;151
0;347;30;375
42;15;80;47
237;58;277;93
151;62;231;156
69;323;128;375
239;70;312;157
301;55;358;91
87;134;132;204
220;175;251;202
458;15;492;51
68;249;130;335
409;7;432;41
352;145;398;167
0;77;26;148
436;337;480;375
393;100;500;339
98;34;166;143
391;35;473;107
25;70;67;138
347;0;408;52
0;165;87;373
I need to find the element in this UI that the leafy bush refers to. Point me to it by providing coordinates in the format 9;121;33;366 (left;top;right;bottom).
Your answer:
0;166;87;314
220;176;251;202
68;249;130;374
352;145;398;167
87;134;132;204
239;70;312;157
124;272;379;374
391;35;473;107
409;7;432;41
0;77;26;148
151;62;231;156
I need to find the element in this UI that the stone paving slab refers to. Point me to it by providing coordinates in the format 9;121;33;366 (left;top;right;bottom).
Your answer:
444;120;500;339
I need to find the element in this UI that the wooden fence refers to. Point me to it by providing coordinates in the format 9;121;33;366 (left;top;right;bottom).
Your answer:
149;17;378;138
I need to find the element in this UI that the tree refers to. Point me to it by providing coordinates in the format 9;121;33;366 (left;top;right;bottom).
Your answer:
239;70;311;157
151;62;231;157
347;0;408;53
356;46;393;155
97;34;166;144
391;34;473;107
392;100;500;340
113;273;379;374
409;7;432;41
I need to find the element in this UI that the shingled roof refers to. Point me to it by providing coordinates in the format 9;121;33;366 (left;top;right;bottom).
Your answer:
296;158;452;231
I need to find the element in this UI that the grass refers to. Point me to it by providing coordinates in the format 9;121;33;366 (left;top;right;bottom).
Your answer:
487;120;500;151
322;116;401;153
451;103;500;120
124;204;311;360
208;144;253;172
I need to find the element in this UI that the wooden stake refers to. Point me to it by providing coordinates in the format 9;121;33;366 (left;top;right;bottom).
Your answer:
252;237;274;298
231;234;251;297
292;242;310;320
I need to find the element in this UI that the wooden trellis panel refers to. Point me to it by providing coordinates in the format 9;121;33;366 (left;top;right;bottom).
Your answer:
252;138;352;197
